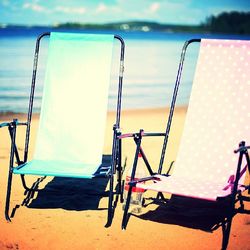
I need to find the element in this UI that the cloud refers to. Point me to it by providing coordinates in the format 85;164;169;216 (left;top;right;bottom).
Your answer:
23;2;47;12
22;2;86;15
94;3;121;16
96;3;107;13
149;2;160;13
55;6;86;14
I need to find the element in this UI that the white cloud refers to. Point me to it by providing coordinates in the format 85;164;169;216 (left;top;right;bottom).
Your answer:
94;3;121;17
55;6;86;14
96;3;107;13
23;3;47;12
22;2;86;15
149;2;160;13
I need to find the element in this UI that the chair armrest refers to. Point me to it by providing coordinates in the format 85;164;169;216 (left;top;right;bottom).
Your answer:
0;122;11;128
234;145;250;153
0;119;27;166
128;174;172;187
118;131;166;139
0;119;28;128
128;175;161;187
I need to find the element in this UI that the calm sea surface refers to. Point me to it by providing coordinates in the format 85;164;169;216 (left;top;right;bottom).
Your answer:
0;27;249;113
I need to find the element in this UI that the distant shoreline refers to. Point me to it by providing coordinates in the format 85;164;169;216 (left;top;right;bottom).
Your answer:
0;23;206;36
1;11;250;35
0;21;206;33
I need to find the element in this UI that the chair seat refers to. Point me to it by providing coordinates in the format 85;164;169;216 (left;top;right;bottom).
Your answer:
137;174;246;201
13;159;111;179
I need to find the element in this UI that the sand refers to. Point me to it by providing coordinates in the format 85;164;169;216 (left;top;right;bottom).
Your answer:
0;107;249;250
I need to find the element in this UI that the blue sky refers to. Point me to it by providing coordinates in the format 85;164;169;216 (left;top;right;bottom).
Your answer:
1;0;250;26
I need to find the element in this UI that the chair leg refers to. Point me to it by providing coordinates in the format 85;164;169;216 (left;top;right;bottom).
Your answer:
5;169;13;222
121;186;132;230
117;138;124;203
120;180;124;203
117;174;124;203
106;174;114;227
5;122;18;221
117;162;123;202
120;157;127;204
221;217;233;250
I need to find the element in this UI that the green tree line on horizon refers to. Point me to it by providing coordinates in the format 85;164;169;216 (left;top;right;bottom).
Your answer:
201;11;250;34
3;11;250;35
56;11;250;34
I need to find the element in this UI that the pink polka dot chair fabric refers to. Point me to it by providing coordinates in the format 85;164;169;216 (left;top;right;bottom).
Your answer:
137;39;250;201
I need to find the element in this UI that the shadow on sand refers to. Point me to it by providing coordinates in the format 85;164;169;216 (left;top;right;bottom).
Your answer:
137;195;233;232
27;176;109;211
131;194;250;249
11;155;112;216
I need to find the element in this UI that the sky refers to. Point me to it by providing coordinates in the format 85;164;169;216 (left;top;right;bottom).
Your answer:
0;0;250;26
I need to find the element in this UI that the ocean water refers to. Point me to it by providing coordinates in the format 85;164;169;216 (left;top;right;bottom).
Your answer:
0;27;249;113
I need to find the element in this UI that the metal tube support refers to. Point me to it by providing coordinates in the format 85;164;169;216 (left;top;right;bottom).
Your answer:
244;147;250;194
106;126;118;227
221;141;245;250
6;120;22;165
158;39;200;174
114;35;125;129
139;146;154;176
24;32;50;163
106;36;125;227
117;135;123;202
221;218;233;250
122;130;143;229
5;121;17;221
232;142;246;201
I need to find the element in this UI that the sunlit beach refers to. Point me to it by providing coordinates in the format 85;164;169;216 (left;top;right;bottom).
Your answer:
0;1;249;250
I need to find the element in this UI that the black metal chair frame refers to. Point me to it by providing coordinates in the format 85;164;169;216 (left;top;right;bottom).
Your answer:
120;39;250;250
0;32;125;227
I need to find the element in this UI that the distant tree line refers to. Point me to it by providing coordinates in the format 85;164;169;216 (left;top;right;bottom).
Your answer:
202;11;250;34
3;11;250;35
56;11;250;35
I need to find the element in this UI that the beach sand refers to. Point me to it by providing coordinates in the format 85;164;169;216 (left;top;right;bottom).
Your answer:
0;107;249;250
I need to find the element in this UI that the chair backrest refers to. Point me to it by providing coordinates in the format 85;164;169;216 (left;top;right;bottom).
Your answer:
173;39;250;188
34;32;114;166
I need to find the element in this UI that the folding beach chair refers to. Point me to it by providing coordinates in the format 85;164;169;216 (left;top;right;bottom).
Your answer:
121;39;250;249
0;32;125;225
